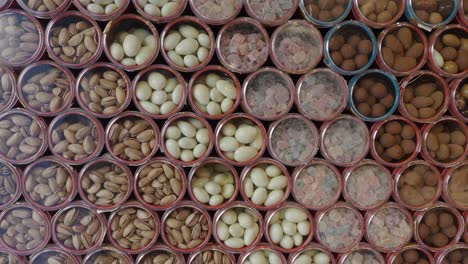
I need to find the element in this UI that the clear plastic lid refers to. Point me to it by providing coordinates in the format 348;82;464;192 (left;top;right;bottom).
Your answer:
0;160;21;210
17;0;72;19
339;244;385;264
72;0;130;21
189;0;242;25
83;245;133;263
0;65;17;113
134;0;187;23
244;0;298;26
299;0;352;27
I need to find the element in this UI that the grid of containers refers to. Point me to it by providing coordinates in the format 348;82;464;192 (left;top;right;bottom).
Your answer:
0;0;467;263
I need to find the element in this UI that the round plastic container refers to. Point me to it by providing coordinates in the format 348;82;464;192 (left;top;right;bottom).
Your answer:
264;202;314;253
420;116;468;168
323;20;377;76
405;0;458;31
457;0;468;27
298;0;353;28
449;77;468;123
392;160;442;211
132;64;186;119
135;244;186;264
376;22;428;76
22;156;77;211
51;201;106;255
434;243;468;264
240;243;288;264
0;108;47;165
188;65;241;119
267;114;319;167
214;113;267;167
16;0;72;19
188;157;238;210
291;159;342;211
72;0;130;21
287;243;336;264
242;67;295;121
0;160;21;211
386;244;434;264
427;24;468;79
441;161;468;210
78;156;133;212
75;62;132;119
244;0;298;27
348;69;399;122
160;201;212;254
160;16;215;72
398;70;449;123
189;0;242;25
0;65;17;114
0;9;45;68
134;157;186;211
133;0;187;23
103;14;159;72
370;115;421;167
270;20;323;74
83;245;133;263
0;247;27;263
216;17;270;74
464;212;468;244
17;60;75;117
337;243;385;264
342;159;392;211
48;108;104;166
161;112;213;167
315;202;364;253
212;201;263;253
295;68;347;122
413;202;464;252
105;111;160;166
29;245;81;264
0;0;14;11
240;158;290;211
187;244;236;264
0;203;50;255
352;0;405;28
107;201;160;254
320;114;370;167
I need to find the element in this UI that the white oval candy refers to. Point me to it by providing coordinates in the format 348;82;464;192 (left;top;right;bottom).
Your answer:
222;184;234;199
293;233;303;246
175;38;199;55
207;101;221;115
165;126;181;139
197;47;209;62
293;255;312;264
197;33;210;48
234;146;258;162
135;46;153;65
265;165;282;177
105;4;117;14
221;210;237;225
210;86;224;103
219;137;239;152
279;236;293;249
184;54;200;67
110;42;124;61
121;58;136;66
282;221;297;236
161;2;178;16
251;187;267;205
87;3;104;14
267;176;287;190
151;90;168;105
206;73;221;87
172;84;183;103
140;101;159;114
193;143;207;158
217;220;230;241
144;4;160;16
244;178;254;198
264;190;284;207
177;121;196;137
229;223;244;238
297;221;310;236
209;194;224;206
195;128;210;144
204;181;221;195
314;252;331;264
165;138;180;158
180;149;194;161
160;101;176;114
193;84;210;105
244;224;259;246
269;223;283;243
250;167;268;187
238;212;254;228
433;50;444;68
148;72;167;90
221;98;234;113
235;126;258;144
221;123;236;136
164;31;181;50
216;80;237;99
225;237;244;249
122;34;141;57
178;137;197;149
136;81;152;101
284;208;308;223
179;24;199;39
168;51;184;67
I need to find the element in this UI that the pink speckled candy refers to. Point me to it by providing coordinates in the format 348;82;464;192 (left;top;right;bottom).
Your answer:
248;0;294;22
221;31;267;72
191;0;242;21
343;249;382;264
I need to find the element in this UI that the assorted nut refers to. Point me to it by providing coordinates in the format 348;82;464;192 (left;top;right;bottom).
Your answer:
109;26;157;67
268;205;311;250
0;67;14;111
454;82;468;118
22;0;66;13
163;22;212;69
191;161;236;207
136;0;182;19
446;164;468;208
85;248;131;264
107;114;158;163
19;62;72;114
380;25;425;72
425;119;466;163
417;208;460;248
393;248;430;264
303;0;349;22
352;74;396;119
412;0;454;25
215;206;260;249
109;205;158;251
190;0;242;22
245;0;296;23
0;162;18;207
433;31;468;75
397;163;439;208
78;0;126;16
292;248;332;264
374;119;418;163
191;249;234;264
402;77;446;121
357;0;401;24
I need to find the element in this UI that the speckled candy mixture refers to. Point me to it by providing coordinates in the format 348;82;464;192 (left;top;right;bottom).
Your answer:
367;206;412;249
345;163;389;208
191;0;240;20
343;249;381;264
248;0;294;22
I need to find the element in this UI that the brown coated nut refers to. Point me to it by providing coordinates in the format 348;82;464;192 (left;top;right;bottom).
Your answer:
455;83;468;118
0;69;13;109
397;164;438;207
79;69;128;115
403;81;444;120
358;0;400;23
440;249;468;264
137;162;183;207
427;122;466;162
0;163;17;206
305;0;348;22
0;252;20;264
20;65;71;113
110;206;156;250
353;76;395;118
0;13;41;64
24;160;73;207
24;0;65;12
393;248;430;264
0;207;47;251
86;249;130;264
382;26;424;72
49;20;98;64
192;249;233;264
447;165;468;207
329;29;372;71
164;207;209;249
418;209;458;248
434;32;468;75
55;207;103;250
412;0;454;24
30;250;76;264
375;120;416;162
139;250;179;264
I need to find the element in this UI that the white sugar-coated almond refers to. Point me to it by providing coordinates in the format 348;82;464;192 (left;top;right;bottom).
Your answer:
87;3;104;13
204;181;221;195
189;117;204;129
216;80;237;99
222;184;234;199
234;146;258;162
193;177;209;188
206;73;221;87
244;178;254;198
105;4;117;14
219;137;239;152
314;252;331;264
144;35;156;48
267;176;287;190
110;43;124;61
250;130;263;150
244;224;259;245
166;138;180;158
122;34;141;57
210;87;224;103
269;252;282;264
180;149;194;161
270;223;283;243
164;31;182;51
221;210;237;225
184;54;200;67
221;123;236;136
284;208;307;223
209;194;224;206
217;220;230;241
135;46;153;65
264;190;284;206
213;173;229;185
148;72;167;90
207;102;221;115
168;51;184;66
140;101;159;114
148;0;166;6
238;212;253;228
280;236;294;249
249;251;266;264
121;58;136;66
297;221;310;236
235;126;258;144
221;98;234;113
282;221;297;236
179;25;199;39
161;2;178;17
165;126;181;139
294;255;312;264
144;4;160;16
229;223;244;237
266;165;282;177
193;143;207;158
175;38;199;55
172;84;183;103
293;233;303;246
165;78;178;92
161;101;176;114
250;167;268;187
197;33;210;48
151;90;168;105
195;128;209;144
225;237;244;249
178;137;197;149
132;28;150;40
251;187;267;205
136;81;152;101
118;32;129;43
193;84;210;105
193;186;209;203
177;121;196;137
197;47;209;62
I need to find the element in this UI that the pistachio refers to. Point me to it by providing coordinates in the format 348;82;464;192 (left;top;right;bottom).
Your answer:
163;207;209;249
85;249;130;264
139;250;180;264
0;162;17;206
0;251;21;264
30;249;76;264
0;68;13;110
192;250;234;264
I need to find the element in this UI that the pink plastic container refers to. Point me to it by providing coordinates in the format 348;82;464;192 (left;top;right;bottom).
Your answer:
398;70;449;123
22;156;77;211
29;245;81;264
0;160;21;211
342;159;392;211
72;0;130;21
0;65;17;113
134;157;186;211
295;68;348;121
352;0;405;28
51;201;106;255
48;108;105;166
188;0;242;25
433;243;468;264
135;244;186;264
337;243;385;264
216;17;270;74
0;9;45;68
188;157;238;210
0;203;51;256
291;159;342;211
287;243;336;264
105;111;160;166
0;108;48;165
376;22;428;76
413;202;464;252
83;245;133;263
187;244;236;264
132;64;187;119
267;114;319;167
315;202;364;253
244;0;298;27
449;77;468;123
75;62;132;119
242;67;295;121
214;113;267;167
319;114;370;167
240;243;288;264
17;60;75;117
16;0;72;19
212;201;263;253
441;161;468;210
133;0;187;23
160;16;215;72
270;20;323;74
188;65;241;119
392;160;442;211
0;247;27;263
78;156;133;212
386;244;434;264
